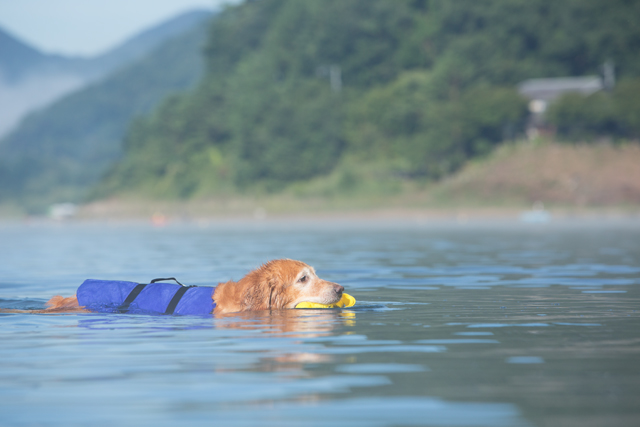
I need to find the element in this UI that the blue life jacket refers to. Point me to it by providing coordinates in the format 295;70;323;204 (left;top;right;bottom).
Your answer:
76;278;216;316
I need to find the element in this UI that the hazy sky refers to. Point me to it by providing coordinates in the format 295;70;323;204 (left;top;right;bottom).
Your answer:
0;0;241;57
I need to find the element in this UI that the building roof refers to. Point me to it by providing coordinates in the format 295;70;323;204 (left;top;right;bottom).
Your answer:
517;76;603;102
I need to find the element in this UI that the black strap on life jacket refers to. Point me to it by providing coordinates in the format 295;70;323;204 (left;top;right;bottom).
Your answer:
118;278;196;315
118;277;196;314
158;278;197;315
118;283;147;313
164;286;191;315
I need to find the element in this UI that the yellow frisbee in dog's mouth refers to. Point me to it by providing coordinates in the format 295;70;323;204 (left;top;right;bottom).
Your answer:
295;293;356;309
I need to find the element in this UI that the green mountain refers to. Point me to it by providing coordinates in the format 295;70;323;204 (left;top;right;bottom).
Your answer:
96;0;640;201
0;14;212;210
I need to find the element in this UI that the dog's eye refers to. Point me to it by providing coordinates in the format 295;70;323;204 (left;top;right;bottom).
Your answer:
298;275;307;283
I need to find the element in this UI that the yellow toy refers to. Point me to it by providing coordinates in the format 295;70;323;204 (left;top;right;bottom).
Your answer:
295;293;356;309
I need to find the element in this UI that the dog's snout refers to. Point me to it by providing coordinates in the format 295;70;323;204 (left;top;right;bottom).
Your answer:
333;284;344;294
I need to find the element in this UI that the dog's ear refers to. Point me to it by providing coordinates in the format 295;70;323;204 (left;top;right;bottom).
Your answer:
240;270;277;311
267;279;288;310
241;279;271;311
241;271;289;311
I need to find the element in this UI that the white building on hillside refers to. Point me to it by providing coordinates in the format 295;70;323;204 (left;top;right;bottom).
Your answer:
517;62;615;138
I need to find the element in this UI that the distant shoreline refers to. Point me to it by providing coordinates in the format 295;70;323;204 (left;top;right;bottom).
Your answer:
70;140;640;223
2;203;638;227
2;141;639;223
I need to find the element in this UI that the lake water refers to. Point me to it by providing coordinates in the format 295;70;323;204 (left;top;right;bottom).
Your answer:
1;219;639;427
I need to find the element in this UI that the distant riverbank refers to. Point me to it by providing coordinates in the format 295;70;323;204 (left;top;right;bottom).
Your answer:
78;140;640;222
2;140;639;223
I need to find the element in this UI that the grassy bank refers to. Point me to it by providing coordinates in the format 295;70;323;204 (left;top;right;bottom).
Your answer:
61;140;639;221
1;140;638;221
431;140;640;207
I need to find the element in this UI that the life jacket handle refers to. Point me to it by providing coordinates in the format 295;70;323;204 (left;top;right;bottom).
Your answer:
150;277;188;287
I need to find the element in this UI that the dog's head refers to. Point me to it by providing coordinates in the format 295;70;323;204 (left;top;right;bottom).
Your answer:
239;259;344;311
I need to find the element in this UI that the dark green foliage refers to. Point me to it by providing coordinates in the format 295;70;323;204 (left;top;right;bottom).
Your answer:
230;80;344;186
425;0;640;83
347;72;527;178
547;77;640;140
610;78;640;137
546;92;618;140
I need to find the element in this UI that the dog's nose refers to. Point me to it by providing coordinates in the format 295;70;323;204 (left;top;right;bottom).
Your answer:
333;284;344;294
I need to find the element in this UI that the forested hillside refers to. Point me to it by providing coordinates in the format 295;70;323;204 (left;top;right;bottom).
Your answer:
0;16;212;210
95;0;640;201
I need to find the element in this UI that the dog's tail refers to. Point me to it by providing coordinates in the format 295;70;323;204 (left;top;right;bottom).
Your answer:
0;295;87;314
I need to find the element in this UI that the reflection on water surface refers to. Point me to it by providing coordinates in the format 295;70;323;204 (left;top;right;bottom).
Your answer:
0;221;639;426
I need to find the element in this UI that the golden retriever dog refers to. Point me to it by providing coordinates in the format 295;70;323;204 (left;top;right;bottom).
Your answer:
3;259;345;316
213;259;344;314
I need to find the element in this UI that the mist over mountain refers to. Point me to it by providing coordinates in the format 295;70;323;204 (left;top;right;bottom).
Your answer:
0;28;86;137
0;11;213;210
0;28;68;82
0;9;212;137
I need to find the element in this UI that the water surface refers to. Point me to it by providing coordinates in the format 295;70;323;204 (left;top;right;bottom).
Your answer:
1;220;639;426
